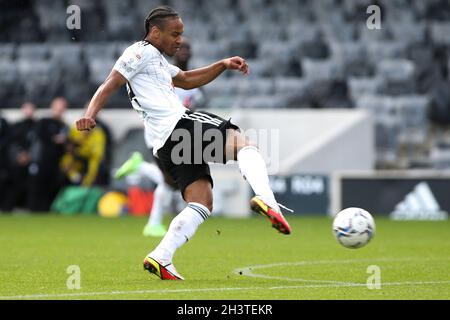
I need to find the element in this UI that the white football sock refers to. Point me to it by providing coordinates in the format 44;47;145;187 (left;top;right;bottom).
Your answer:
147;181;173;226
149;202;210;264
237;146;280;212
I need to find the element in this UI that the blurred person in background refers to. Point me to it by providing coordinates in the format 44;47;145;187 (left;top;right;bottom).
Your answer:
115;150;180;238
1;102;37;212
28;97;69;212
60;122;106;188
82;101;113;187
0;113;10;211
173;37;205;110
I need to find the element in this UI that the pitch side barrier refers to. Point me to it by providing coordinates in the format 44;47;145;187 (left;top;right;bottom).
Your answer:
332;170;450;220
269;174;330;215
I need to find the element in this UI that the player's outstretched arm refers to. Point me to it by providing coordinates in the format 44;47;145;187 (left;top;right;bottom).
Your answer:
76;70;127;131
173;56;249;90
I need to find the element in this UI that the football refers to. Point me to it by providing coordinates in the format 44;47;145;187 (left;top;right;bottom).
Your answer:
332;207;376;249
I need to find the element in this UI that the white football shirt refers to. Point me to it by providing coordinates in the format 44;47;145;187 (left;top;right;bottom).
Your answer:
113;41;187;154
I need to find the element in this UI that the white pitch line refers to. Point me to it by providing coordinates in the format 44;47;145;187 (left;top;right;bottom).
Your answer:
234;257;450;283
1;281;450;300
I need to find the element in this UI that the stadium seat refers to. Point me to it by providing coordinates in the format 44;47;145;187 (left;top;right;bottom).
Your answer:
330;41;374;77
17;60;52;81
377;59;415;81
329;41;365;64
258;41;295;60
207;95;239;109
192;40;229;60
348;76;383;100
240;59;272;77
358;22;392;43
2;0;449;170
389;21;426;44
84;43;118;61
0;44;16;60
239;78;275;95
430;22;450;45
203;78;240;96
17;44;50;61
376;59;417;96
50;44;83;64
375;121;401;150
321;21;357;42
286;22;320;43
88;58;116;85
241;94;287;109
366;41;408;65
302;58;343;80
430;147;450;169
361;93;392;110
274;77;308;95
395;95;430;128
34;0;67;35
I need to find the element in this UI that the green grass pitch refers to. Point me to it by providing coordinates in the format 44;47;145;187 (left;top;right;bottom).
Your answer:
0;214;448;300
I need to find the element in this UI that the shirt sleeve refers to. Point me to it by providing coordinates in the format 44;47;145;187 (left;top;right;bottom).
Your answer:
113;46;148;81
168;63;181;78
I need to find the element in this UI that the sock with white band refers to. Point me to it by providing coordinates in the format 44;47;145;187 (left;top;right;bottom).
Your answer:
237;146;280;212
149;202;210;264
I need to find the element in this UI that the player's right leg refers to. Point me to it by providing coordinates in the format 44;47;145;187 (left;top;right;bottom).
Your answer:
143;181;171;237
143;158;181;237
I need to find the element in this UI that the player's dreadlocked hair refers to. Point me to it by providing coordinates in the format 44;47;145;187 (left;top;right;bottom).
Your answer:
143;6;179;40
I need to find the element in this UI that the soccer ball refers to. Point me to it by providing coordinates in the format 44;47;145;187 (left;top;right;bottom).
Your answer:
332;207;375;249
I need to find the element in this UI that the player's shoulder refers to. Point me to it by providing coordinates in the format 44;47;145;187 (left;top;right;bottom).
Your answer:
123;41;159;60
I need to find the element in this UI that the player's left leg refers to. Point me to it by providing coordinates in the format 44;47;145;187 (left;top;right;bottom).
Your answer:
225;129;292;234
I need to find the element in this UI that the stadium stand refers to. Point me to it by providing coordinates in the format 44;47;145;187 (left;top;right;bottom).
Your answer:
1;0;450;170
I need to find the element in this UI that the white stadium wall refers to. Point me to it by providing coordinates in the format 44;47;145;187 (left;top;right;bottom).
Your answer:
215;109;376;175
